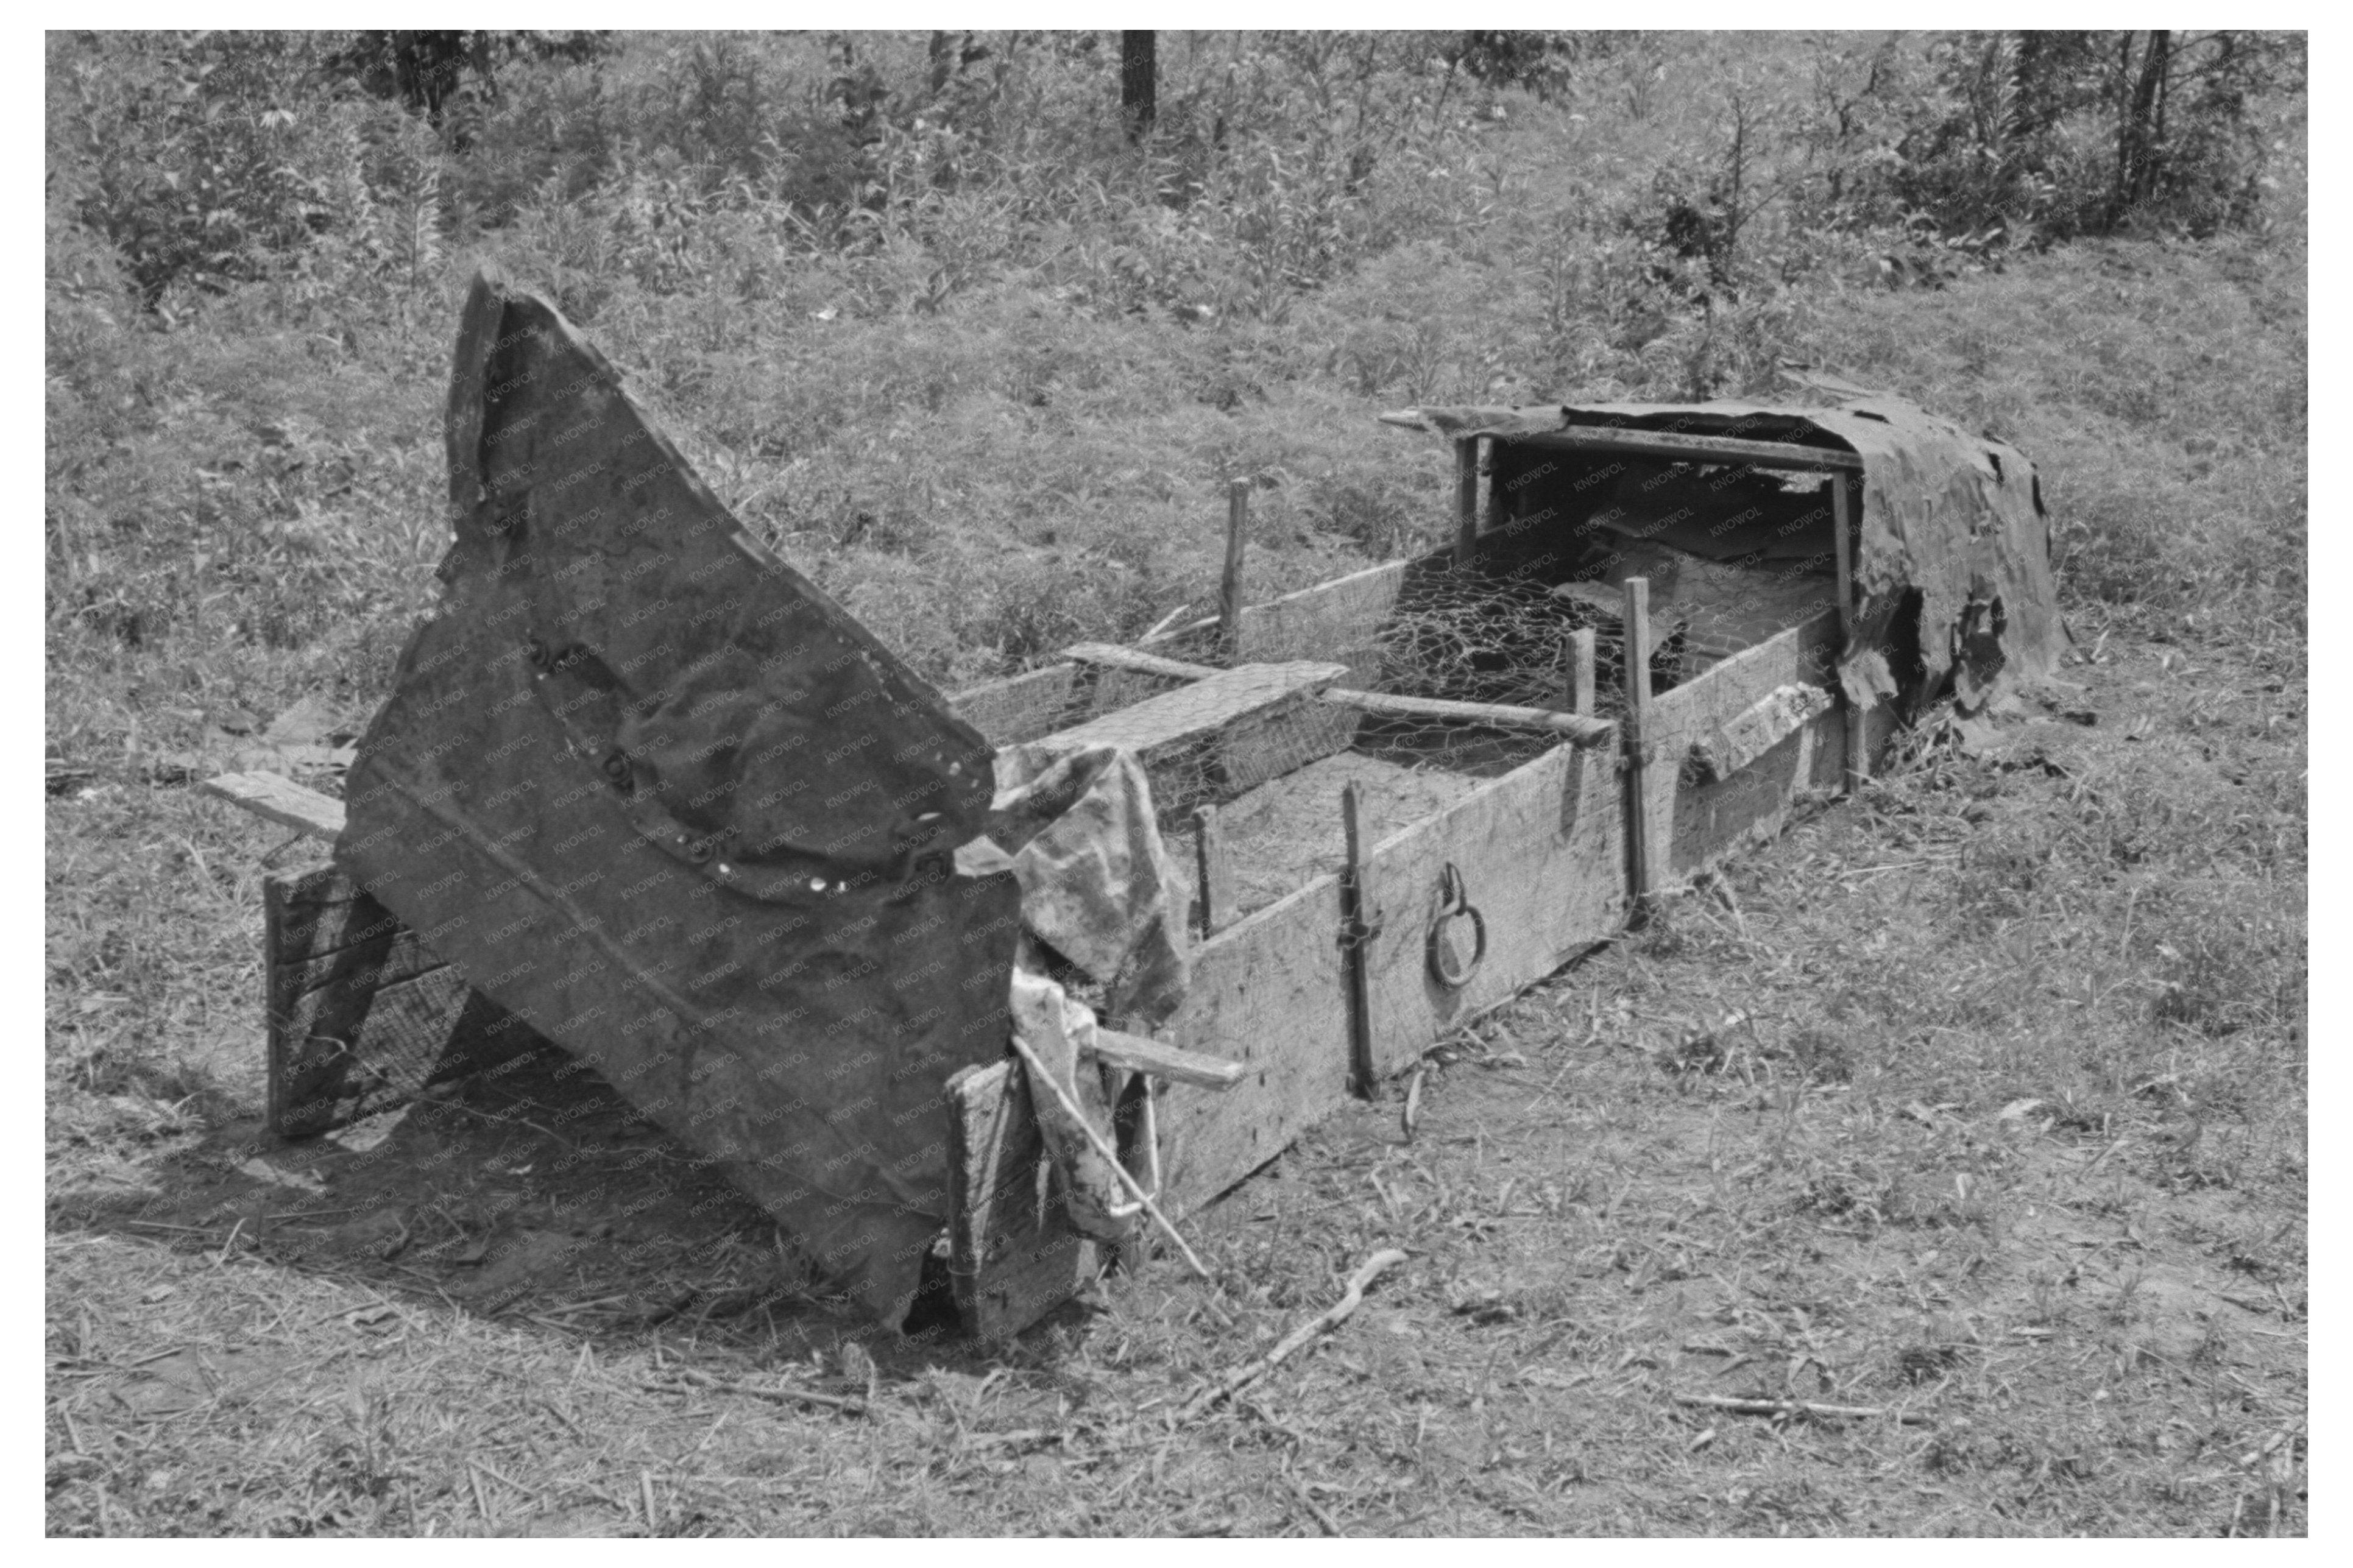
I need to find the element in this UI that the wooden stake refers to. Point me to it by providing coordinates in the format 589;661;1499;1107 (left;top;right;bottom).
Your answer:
1339;782;1378;1100
1621;577;1654;919
1192;803;1232;939
1454;437;1482;568
1568;626;1597;717
1832;473;1867;793
1220;478;1250;662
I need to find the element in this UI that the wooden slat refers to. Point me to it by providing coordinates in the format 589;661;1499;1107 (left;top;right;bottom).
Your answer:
1236;557;1409;678
1493;425;1864;473
1021;660;1346;765
1360;737;1624;1078
948;663;1086;747
201;772;345;842
263;865;537;1137
1648;607;1844;880
1064;641;1613;754
1088;1028;1244;1090
1153;872;1355;1218
1622;578;1656;911
1320;688;1615;747
945;1060;1099;1344
1192;803;1233;938
1064;642;1218;682
1685;683;1836;784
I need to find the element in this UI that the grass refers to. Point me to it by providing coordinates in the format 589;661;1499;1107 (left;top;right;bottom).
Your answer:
46;30;2304;1537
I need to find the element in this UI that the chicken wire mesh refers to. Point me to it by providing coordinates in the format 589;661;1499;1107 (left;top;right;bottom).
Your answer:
1056;563;1664;935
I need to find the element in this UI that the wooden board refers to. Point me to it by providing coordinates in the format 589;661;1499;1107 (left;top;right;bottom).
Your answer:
1646;608;1844;881
1687;683;1835;783
1019;660;1351;816
201;772;345;842
1152;873;1356;1218
1234;559;1409;678
1359;739;1625;1078
944;1060;1101;1344
1023;660;1345;760
1208;752;1481;927
1485;423;1863;473
949;665;1085;747
264;866;539;1137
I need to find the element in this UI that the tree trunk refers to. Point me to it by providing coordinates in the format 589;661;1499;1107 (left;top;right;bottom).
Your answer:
1122;31;1157;143
2114;29;2173;225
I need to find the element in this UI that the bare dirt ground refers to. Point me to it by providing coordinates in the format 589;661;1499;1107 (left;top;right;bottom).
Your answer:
44;630;2305;1537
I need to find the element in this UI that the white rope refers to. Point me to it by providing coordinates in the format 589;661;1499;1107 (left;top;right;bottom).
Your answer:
1009;1033;1211;1280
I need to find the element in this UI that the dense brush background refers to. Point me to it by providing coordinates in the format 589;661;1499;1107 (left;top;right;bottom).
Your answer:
45;30;2307;1537
46;29;2305;699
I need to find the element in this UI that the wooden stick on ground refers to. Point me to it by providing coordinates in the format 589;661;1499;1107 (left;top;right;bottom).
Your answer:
1181;1248;1409;1419
1671;1393;1933;1426
1284;1471;1343;1538
664;1366;867;1416
1008;1033;1212;1280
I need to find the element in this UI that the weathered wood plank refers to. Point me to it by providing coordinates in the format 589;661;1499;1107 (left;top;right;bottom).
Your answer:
1064;642;1217;682
944;1060;1099;1344
263;865;539;1137
1666;704;1843;880
202;772;346;842
1153;873;1355;1218
949;664;1085;747
1233;558;1409;679
1622;578;1657;909
1191;804;1234;938
1459;422;1865;473
1359;738;1625;1079
1088;1028;1245;1091
1647;607;1844;881
1685;683;1836;783
1020;661;1346;766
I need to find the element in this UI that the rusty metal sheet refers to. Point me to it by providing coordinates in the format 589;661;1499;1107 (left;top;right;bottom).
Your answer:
337;267;1019;1327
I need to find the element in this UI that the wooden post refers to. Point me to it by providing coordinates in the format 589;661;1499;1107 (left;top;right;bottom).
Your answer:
1568;626;1597;718
1220;478;1250;662
1831;473;1866;793
1454;437;1482;568
1621;577;1654;920
1192;803;1232;939
1339;782;1378;1100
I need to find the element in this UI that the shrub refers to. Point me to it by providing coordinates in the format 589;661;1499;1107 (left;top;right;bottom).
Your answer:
1888;31;2306;245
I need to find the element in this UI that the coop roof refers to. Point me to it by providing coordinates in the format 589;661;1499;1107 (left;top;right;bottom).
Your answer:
1383;397;2070;714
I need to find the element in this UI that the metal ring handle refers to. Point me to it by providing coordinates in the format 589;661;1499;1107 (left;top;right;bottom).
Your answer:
1426;862;1487;991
